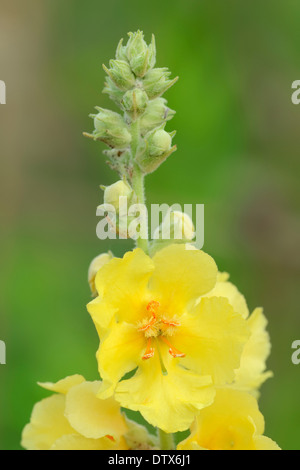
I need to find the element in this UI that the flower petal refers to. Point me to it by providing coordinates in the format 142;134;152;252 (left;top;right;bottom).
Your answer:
96;321;145;397
21;395;74;450
234;308;273;394
38;375;85;395
115;353;215;433
178;389;268;450
203;273;249;319
253;435;281;450
150;245;218;312
88;249;154;327
51;434;128;450
173;297;250;385
65;381;128;440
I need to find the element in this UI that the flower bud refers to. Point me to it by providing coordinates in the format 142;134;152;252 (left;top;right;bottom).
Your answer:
121;88;148;119
103;180;134;214
151;211;195;255
92;108;131;149
115;38;128;62
148;129;172;156
164;211;195;240
140;98;175;135
103;77;124;105
143;68;178;99
103;60;135;91
88;252;113;297
126;31;156;77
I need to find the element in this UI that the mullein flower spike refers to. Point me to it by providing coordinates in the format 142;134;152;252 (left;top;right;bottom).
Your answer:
22;31;280;451
85;30;178;178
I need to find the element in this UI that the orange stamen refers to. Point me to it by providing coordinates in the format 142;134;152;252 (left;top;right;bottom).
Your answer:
106;435;115;442
161;319;180;327
142;338;155;360
161;337;186;358
138;315;156;332
146;300;160;318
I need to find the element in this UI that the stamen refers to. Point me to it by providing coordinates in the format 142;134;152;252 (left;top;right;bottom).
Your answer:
106;435;115;442
146;300;160;318
162;337;186;358
161;319;180;327
138;315;156;332
142;338;155;360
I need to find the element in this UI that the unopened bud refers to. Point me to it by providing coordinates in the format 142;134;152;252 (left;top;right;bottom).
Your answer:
153;211;195;244
143;68;178;99
103;60;135;91
148;129;172;157
88;252;113;297
92;108;131;149
121;88;148;119
126;31;156;77
103;180;135;214
140;98;175;135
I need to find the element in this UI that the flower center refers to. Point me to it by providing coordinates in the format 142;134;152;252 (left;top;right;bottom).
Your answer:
138;300;185;361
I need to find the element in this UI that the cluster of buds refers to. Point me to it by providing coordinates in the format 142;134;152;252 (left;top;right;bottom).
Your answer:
84;30;177;178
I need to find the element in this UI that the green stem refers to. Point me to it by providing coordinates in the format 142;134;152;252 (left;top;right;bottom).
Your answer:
130;119;149;253
158;429;175;450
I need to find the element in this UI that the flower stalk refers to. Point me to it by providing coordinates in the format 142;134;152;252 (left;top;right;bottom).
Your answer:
158;429;175;451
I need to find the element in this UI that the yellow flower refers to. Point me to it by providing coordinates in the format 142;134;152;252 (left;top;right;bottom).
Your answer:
177;388;280;450
21;375;153;450
203;273;272;395
87;244;250;433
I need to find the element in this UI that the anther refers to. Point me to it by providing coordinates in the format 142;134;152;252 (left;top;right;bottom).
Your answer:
142;338;155;360
161;337;186;358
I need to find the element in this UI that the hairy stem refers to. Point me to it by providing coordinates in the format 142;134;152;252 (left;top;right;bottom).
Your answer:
130;120;149;253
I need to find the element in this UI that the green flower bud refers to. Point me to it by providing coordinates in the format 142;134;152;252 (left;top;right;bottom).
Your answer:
103;60;135;91
148;129;172;156
103;180;135;214
103;77;125;105
121;88;148;119
115;38;128;62
126;31;156;77
140;97;175;135
143;68;178;99
92;108;131;149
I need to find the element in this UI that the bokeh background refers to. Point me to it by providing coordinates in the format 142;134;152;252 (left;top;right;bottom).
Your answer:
1;0;300;450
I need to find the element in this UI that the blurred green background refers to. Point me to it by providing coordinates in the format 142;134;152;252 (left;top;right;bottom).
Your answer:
1;0;300;450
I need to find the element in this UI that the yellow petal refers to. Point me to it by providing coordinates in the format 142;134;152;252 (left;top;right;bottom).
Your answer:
203;274;249;319
115;353;215;433
51;434;128;450
21;395;74;450
87;249;154;328
150;245;218;312
174;297;250;385
38;375;85;394
96;321;145;396
177;440;206;450
253;435;281;450
178;389;266;450
65;381;128;440
234;308;273;394
87;296;118;332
